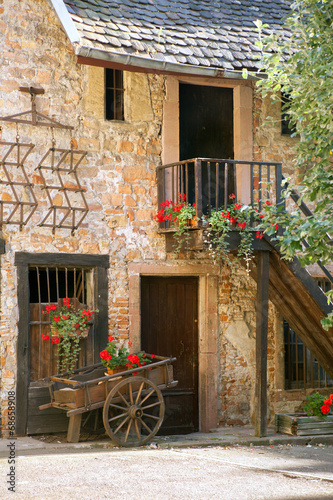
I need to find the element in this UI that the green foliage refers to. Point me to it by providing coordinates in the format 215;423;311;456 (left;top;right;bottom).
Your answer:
254;0;333;327
42;298;96;374
303;392;326;418
205;198;262;271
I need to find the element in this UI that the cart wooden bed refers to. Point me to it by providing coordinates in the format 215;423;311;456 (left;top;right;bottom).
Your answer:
39;355;177;447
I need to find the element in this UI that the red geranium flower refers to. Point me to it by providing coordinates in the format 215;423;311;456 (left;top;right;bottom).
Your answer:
53;316;61;323
51;336;60;345
321;404;331;415
42;333;50;341
108;335;115;342
100;350;112;361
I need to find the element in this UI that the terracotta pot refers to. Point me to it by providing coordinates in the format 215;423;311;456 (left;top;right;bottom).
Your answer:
106;366;125;375
188;218;198;227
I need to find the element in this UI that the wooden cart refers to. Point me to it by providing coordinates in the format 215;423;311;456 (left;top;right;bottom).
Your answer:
39;355;177;447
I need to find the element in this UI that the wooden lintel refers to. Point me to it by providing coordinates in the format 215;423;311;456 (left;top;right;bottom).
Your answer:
255;250;270;438
19;86;45;95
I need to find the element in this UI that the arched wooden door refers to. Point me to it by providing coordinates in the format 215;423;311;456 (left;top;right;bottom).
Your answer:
141;276;199;434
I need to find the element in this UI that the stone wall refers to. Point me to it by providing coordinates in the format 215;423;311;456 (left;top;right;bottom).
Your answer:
0;0;307;436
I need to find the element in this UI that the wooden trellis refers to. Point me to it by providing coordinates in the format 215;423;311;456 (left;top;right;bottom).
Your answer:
0;140;38;229
37;144;89;234
0;87;89;233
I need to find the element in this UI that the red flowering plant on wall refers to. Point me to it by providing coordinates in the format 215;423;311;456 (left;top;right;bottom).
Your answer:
206;194;270;271
154;193;196;226
42;297;97;374
100;336;155;374
303;392;333;418
155;193;197;253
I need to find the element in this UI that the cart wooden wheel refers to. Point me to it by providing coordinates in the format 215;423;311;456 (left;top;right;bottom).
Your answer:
103;376;165;447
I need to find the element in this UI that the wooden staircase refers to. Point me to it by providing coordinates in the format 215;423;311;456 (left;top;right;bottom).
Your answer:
249;240;333;379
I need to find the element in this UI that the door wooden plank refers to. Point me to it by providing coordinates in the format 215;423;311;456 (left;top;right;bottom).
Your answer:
141;276;199;434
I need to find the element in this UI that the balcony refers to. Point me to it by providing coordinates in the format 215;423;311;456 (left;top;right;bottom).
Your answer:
156;158;283;251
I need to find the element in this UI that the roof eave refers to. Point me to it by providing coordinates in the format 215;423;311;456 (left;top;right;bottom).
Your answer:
75;45;263;80
48;0;264;81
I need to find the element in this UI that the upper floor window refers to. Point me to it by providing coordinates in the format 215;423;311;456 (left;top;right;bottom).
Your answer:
105;69;124;121
281;92;296;136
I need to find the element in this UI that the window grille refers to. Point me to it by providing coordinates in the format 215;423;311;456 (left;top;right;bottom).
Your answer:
281;92;296;136
284;278;333;389
29;265;96;380
105;69;124;121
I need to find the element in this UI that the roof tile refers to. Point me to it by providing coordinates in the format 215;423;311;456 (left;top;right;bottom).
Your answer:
64;0;292;72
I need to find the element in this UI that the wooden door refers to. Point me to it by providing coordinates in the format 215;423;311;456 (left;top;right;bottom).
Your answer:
179;83;234;209
141;276;199;434
179;83;234;161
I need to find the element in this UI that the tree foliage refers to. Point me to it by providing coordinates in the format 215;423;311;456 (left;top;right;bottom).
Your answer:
248;1;333;323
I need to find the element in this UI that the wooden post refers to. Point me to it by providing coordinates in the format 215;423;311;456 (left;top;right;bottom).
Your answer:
67;414;82;443
255;251;270;437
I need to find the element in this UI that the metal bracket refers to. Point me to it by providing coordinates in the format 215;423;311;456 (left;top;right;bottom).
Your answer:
0;87;74;130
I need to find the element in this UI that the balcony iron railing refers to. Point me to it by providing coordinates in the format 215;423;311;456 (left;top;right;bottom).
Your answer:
156;158;284;225
157;157;333;285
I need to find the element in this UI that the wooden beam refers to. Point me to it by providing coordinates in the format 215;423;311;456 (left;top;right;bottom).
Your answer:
255;251;270;437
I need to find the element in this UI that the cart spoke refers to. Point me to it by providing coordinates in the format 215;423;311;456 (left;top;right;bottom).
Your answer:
142;412;160;422
114;415;130;435
140;388;155;405
124;419;133;442
129;382;134;405
140;401;162;411
117;391;130;407
134;419;141;442
108;411;128;423
138;417;153;434
135;381;145;405
109;402;129;411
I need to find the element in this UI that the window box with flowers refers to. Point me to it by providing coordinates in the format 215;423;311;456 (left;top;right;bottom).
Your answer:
42;297;97;374
275;392;333;436
155;193;276;272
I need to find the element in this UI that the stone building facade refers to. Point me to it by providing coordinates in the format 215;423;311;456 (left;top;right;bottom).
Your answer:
0;0;328;438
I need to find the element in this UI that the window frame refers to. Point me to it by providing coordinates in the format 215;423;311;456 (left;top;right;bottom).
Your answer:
15;252;109;434
105;68;125;121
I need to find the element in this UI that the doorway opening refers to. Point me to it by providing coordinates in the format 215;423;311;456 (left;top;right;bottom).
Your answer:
15;252;109;435
141;276;199;434
179;83;234;209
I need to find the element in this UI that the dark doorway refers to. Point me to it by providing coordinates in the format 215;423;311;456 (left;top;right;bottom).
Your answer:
179;83;234;209
141;276;199;434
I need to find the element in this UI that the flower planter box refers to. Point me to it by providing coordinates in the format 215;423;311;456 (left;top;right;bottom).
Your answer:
275;413;333;436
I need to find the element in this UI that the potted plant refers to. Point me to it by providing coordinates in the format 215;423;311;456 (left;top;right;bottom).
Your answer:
42;297;96;374
275;392;333;436
100;336;154;375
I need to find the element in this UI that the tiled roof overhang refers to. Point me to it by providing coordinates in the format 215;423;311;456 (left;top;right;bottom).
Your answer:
49;0;292;78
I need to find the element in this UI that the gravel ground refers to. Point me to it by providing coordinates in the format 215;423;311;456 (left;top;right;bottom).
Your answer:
1;444;333;499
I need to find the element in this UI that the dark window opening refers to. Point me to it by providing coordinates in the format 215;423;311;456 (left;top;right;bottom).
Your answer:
105;69;124;121
28;265;95;380
281;92;296;135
